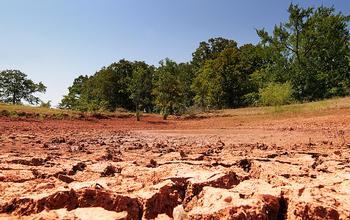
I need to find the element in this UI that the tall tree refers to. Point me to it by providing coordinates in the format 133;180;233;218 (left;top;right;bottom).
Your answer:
0;70;46;105
128;62;154;121
85;59;134;111
304;6;350;98
153;58;184;119
59;75;89;110
192;44;266;109
178;62;195;107
192;59;224;109
192;37;237;68
257;4;350;100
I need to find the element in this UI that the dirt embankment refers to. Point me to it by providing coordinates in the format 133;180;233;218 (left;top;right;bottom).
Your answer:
0;111;350;219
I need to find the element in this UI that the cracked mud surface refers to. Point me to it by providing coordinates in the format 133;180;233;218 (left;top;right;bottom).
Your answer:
1;111;350;219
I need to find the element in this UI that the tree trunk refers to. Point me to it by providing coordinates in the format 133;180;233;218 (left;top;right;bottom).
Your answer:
12;92;16;104
136;104;140;121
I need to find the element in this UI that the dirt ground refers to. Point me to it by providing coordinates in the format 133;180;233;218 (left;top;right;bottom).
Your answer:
1;109;350;219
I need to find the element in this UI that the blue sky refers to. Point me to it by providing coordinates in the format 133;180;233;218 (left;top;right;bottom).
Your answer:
0;0;349;106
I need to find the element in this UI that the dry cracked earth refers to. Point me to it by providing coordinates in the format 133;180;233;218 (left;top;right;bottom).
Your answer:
0;111;350;219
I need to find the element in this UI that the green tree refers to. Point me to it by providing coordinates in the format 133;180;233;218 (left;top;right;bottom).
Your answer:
257;4;350;101
192;59;224;109
304;6;350;98
60;60;136;112
153;58;184;119
192;44;266;109
84;60;134;111
192;37;237;68
0;70;46;105
128;62;154;121
178;62;195;107
59;75;89;110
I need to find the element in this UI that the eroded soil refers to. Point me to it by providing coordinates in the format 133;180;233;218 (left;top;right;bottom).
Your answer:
1;111;350;219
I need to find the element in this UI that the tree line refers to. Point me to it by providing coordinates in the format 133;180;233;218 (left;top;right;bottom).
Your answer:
59;4;350;119
1;4;349;120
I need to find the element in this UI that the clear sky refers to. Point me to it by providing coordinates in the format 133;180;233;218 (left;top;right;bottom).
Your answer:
1;0;349;106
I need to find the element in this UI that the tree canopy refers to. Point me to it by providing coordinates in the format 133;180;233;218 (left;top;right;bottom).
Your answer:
0;70;46;105
128;62;154;120
58;4;350;119
153;58;185;119
256;4;350;101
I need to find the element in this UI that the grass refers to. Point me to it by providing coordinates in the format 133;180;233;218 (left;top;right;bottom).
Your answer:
1;96;350;120
0;103;133;120
196;96;350;119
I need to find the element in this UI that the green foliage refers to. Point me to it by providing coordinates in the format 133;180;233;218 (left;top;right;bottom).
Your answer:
242;92;260;106
192;44;266;109
192;59;225;109
178;63;196;107
153;58;185;119
59;75;89;111
82;60;134;112
128;62;154;120
0;70;46;105
259;82;294;106
58;4;350;115
257;4;350;101
192;37;237;68
59;60;152;113
40;100;51;108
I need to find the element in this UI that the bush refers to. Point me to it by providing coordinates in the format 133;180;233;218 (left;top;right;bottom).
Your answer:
0;109;11;117
182;106;204;119
243;92;260;106
259;82;293;106
115;107;128;113
40;101;51;108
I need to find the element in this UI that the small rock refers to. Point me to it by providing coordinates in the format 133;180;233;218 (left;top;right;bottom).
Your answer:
32;169;48;179
267;153;278;158
238;159;252;172
257;143;268;150
180;150;187;158
184;171;242;205
69;146;79;152
146;159;158;168
57;174;75;183
173;205;187;220
139;180;184;219
334;150;341;156
223;196;232;203
94;183;104;189
101;165;122;177
31;158;46;166
72;162;87;174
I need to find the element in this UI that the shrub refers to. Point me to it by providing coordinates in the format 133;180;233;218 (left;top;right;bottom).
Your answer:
40;101;51;108
182;106;204;119
243;92;260;106
259;82;293;106
115;107;128;113
0;109;10;117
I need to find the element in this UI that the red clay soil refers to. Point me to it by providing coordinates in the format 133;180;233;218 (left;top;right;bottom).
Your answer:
0;110;350;219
